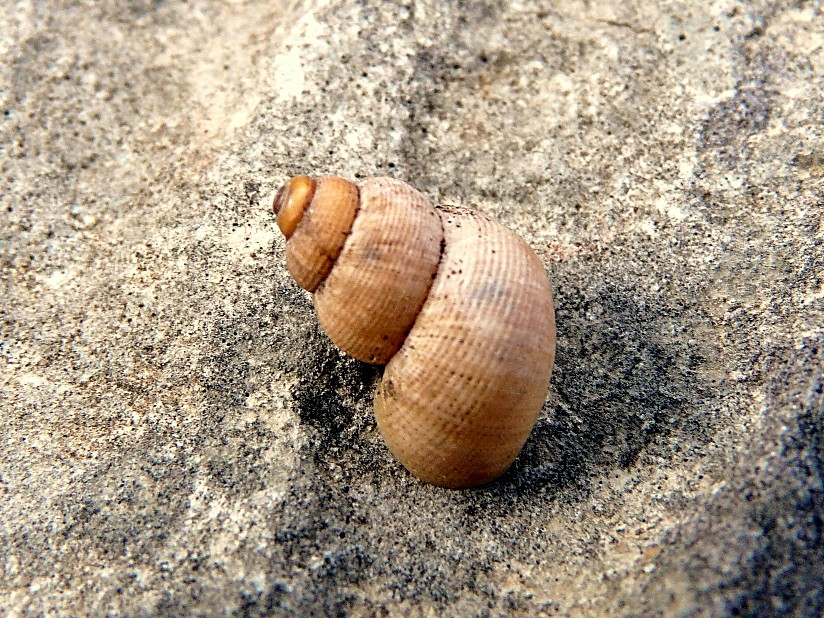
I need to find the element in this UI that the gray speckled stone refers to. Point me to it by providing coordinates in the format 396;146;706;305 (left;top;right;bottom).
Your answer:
1;0;822;616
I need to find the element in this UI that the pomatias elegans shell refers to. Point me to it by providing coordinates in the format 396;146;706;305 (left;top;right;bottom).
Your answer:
273;176;556;488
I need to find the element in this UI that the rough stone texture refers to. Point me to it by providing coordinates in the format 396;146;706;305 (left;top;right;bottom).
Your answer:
1;0;822;616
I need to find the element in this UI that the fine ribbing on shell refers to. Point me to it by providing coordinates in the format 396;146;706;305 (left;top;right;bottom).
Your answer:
313;178;445;363
373;205;556;488
285;177;361;292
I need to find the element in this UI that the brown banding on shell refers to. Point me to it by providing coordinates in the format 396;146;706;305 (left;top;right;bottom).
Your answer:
281;176;360;292
273;176;316;238
314;178;444;364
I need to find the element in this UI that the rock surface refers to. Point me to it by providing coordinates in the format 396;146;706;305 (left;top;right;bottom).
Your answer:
1;0;822;615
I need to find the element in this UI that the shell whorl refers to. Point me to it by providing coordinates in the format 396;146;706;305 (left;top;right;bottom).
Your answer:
274;175;556;488
314;178;443;363
275;176;360;293
375;205;555;488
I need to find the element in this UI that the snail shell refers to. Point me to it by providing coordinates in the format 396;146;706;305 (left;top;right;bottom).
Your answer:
273;176;556;488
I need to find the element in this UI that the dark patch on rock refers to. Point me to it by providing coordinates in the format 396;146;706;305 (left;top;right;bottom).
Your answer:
290;337;382;467
633;345;824;617
700;81;771;168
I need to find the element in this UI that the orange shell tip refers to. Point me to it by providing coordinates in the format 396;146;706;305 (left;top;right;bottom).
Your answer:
274;175;316;238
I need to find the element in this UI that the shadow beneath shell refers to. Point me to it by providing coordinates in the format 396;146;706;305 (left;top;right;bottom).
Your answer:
493;281;713;498
287;279;714;501
291;342;384;468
